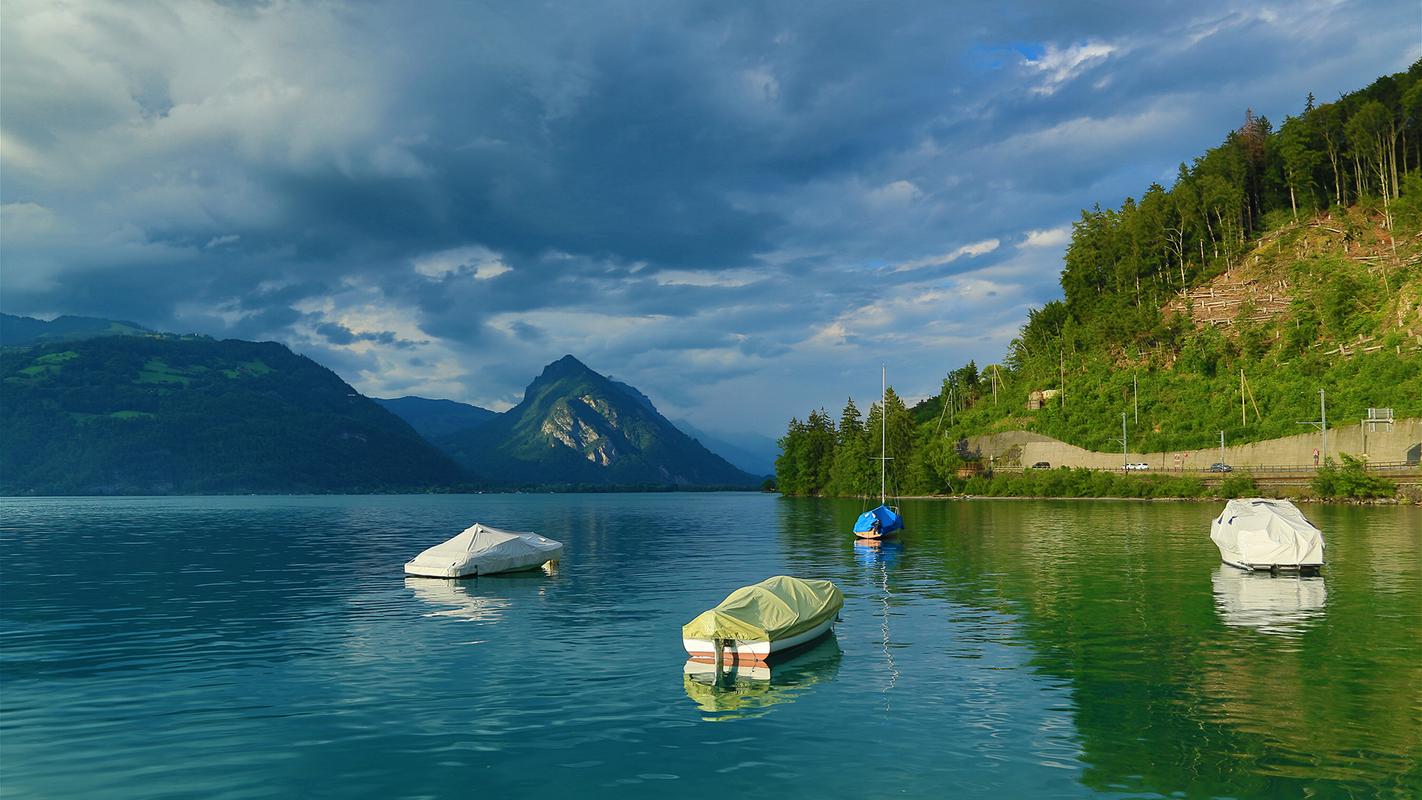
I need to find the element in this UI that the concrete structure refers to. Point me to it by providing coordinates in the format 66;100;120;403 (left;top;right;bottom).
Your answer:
968;418;1422;471
1026;388;1059;411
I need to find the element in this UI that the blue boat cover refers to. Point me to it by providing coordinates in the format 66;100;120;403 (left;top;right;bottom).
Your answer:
853;504;903;535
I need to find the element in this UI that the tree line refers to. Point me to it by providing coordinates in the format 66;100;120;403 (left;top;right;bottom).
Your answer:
776;62;1422;495
1013;62;1422;372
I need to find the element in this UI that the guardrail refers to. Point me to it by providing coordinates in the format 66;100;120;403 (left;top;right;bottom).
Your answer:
990;460;1419;476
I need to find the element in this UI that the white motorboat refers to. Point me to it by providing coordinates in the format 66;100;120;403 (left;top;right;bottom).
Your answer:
1209;498;1324;571
404;523;562;578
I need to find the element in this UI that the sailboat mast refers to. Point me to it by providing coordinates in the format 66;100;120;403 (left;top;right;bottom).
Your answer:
881;364;886;504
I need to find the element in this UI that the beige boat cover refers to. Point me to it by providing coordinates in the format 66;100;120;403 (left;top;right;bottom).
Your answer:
404;523;562;578
682;576;843;642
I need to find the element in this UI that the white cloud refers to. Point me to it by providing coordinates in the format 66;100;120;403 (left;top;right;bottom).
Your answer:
205;234;240;248
411;245;511;280
0;202;58;241
1021;226;1070;248
474;261;512;280
866;179;923;208
740;67;781;104
1024;41;1118;96
985;104;1186;160
654;269;764;288
893;238;1000;272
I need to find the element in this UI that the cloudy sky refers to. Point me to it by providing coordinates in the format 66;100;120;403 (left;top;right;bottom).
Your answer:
2;1;1418;435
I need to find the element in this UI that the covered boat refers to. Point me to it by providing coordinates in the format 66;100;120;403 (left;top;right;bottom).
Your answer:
854;504;903;538
1209;498;1324;571
682;576;843;664
404;523;562;578
855;364;904;540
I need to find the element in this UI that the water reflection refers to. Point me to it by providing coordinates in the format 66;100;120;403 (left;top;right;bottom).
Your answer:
853;537;904;567
405;574;550;622
854;537;902;705
779;498;1422;797
682;635;843;721
1211;566;1327;636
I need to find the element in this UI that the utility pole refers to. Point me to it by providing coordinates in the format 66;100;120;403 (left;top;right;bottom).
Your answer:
1320;388;1327;462
1297;388;1329;465
1122;412;1128;467
1060;350;1066;408
1133;371;1139;425
1240;369;1246;426
1219;430;1225;467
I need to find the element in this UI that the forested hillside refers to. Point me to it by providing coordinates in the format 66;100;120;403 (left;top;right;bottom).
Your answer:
374;395;496;440
1;313;151;345
776;62;1422;497
1;336;467;494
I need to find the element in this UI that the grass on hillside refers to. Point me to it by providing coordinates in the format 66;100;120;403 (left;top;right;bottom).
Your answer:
921;204;1422;455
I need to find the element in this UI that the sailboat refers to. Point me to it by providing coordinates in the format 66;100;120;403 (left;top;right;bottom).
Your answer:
853;365;904;540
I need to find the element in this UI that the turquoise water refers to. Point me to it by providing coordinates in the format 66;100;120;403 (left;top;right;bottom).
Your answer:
1;494;1418;798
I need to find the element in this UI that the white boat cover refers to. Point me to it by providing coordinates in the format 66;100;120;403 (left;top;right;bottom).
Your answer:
404;523;563;578
1209;498;1324;569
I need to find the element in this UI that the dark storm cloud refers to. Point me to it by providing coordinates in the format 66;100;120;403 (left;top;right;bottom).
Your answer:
2;0;1417;430
313;322;416;348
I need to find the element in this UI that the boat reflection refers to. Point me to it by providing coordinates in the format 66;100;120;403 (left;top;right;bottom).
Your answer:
1211;566;1327;636
682;635;842;721
855;535;901;705
853;537;904;567
405;574;549;622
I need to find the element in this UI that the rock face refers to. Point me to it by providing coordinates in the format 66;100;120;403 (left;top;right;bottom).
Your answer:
438;355;757;487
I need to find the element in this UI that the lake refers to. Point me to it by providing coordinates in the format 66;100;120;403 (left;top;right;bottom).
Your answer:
1;494;1418;798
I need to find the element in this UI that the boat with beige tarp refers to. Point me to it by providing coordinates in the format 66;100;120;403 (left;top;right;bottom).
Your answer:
682;575;843;666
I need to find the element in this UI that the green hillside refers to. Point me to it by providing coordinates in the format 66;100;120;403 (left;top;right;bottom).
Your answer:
1;336;467;494
374;395;496;439
439;355;758;488
1;313;152;345
777;62;1422;497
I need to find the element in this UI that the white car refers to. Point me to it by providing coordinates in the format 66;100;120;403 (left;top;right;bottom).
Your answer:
1123;462;1151;471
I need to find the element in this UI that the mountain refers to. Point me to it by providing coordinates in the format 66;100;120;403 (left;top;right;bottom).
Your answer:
2;313;152;345
671;419;778;477
438;355;758;487
609;377;775;475
1;335;467;495
374;396;496;439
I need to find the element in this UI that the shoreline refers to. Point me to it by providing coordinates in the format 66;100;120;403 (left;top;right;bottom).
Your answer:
801;493;1415;506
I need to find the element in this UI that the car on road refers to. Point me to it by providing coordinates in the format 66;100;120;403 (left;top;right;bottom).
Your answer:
1208;462;1233;473
1030;461;1051;469
1123;462;1150;471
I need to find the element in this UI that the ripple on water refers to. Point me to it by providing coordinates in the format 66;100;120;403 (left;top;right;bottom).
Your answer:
0;495;1417;798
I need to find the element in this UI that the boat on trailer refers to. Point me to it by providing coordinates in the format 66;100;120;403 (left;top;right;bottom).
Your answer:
404;523;563;578
854;364;903;540
1210;498;1324;571
682;576;843;665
